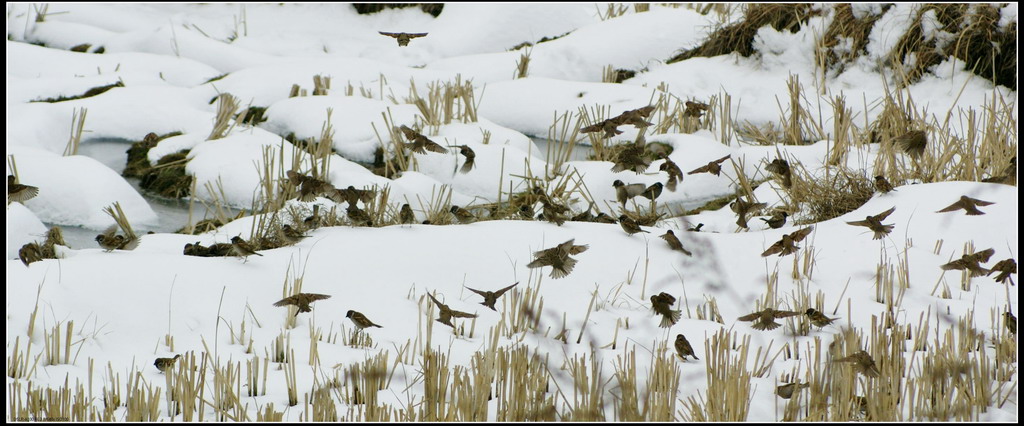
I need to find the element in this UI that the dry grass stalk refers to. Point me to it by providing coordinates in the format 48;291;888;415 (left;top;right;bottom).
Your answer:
64;107;87;156
691;329;754;421
208;93;241;140
564;350;607;421
515;48;531;79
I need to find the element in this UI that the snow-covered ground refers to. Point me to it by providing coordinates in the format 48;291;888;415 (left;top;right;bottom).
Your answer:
6;3;1018;422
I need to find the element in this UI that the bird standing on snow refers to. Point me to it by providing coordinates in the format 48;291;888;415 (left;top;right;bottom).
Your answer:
154;354;181;373
760;211;788;229
675;334;698;361
659;230;692;256
618;215;649;235
96;225;140;252
450;205;476;224
399;203;416;225
873;175;895;193
229;236;262;261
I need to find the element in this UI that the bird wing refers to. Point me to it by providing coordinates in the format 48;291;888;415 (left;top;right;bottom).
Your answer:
408;32;428;38
687;163;711;174
773;310;802;318
873;206;897;222
623;183;646;197
789;227;814;242
935;200;963;212
761;241;784;257
305;293;332;302
465;286;488;297
969;197;995;206
426;292;445;310
423;139;449;153
493;282;519;297
580;123;603;133
101;224;119;239
450;309;478;319
941;259;968;270
846;219;871;227
379;31;400;37
737;312;763;322
274;296;297;307
568;244;589;255
712;154;731;164
973;248;996;263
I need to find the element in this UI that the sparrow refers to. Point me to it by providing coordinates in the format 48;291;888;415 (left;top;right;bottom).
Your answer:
336;185;375;206
873;175;895;193
517;204;535;220
346;310;383;329
659;156;683;191
154;354;181;373
183;241;207;257
455;145;476;174
982;156;1016;185
833;350;881;378
987;259;1017;284
687;154;731;176
278;224;308;244
730;197;767;229
651;292;681;327
613;180;646;206
580;119;622;139
618;215;649;235
738;308;802;331
274;293;331;316
287;170;333;202
805;308;838;328
450;205;476;224
399;203;416;224
347;204;373;226
7;175;39;204
593;212;618;224
612;105;656;128
610;137;651;173
936;195;995;216
527;239;588;279
399;125;448;154
941;248;995;276
765;158;793;188
19;242;43;266
540;199;569;226
207;243;235;257
846;206;896;240
640;182;663;201
1005;312;1017;334
229;236;263;260
683;100;709;118
95;225;139;252
759;211;788;229
892;130;927;157
687;223;704;232
426;292;478;328
570;202;596;222
675;334;698;361
465;282;518;311
659;230;692;256
776;382;810;399
379;31;428;46
761;227;814;257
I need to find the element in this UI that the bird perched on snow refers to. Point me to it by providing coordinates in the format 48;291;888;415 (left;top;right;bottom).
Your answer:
346;310;383;329
675;334;698;361
761;227;814;257
154;354;181;373
454;145;476;174
426;292;478;328
527;239;588;279
873;175;895;193
641;182;663;201
738;308;802;331
687;154;730;176
613;180;646;206
765;158;793;188
229;236;262;260
274;293;331;316
379;31;427;46
594;212;618;224
7;175;39;205
846;206;896;240
450;205;476;224
1005;312;1017;334
18;242;43;266
658;156;683;191
805;308;838;328
941;248;995;276
660;230;692;256
730;197;767;229
892;130;927;158
399;125;448;154
833;350;881;378
96;225;140;252
399;203;416;225
650;292;681;328
618;215;649;235
776;382;810;399
936;195;994;216
987;259;1017;284
278;224;308;245
347;204;373;227
760;211;788;229
465;282;518;311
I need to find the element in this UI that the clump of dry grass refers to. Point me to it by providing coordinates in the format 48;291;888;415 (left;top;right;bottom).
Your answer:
31;81;123;103
139;150;194;198
782;161;874;223
668;4;819;63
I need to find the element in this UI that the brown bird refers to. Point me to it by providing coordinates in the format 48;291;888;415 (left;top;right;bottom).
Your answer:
776;382;810;399
286;170;334;202
379;31;428;46
683;100;709;118
738;308;802;331
335;185;375;206
659;156;683;191
651;292;681;327
399;203;416;224
346;310;383;329
610;105;656;128
982;156;1017;185
278;224;308;245
581;119;623;139
618;215;649;235
154;354;181;373
640;182;663;201
730;197;767;229
765;158;793;188
466;282;518;311
540;199;569;226
759;211;788;229
426;292;478;328
570;202;596;222
687;154;730;176
594;212;618;224
846;206;896;240
18;242;44;266
8;175;39;204
936;195;995;216
805;308;838;328
526;239;588;279
455;145;476;174
873;175;895;193
610;137;651;173
1005;312;1016;334
987;259;1017;284
833;350;881;378
274;293;331;316
941;248;995;276
95;225;140;252
660;230;692;256
229;236;262;260
613;180;647;206
687;223;704;232
399;125;448;154
346;204;373;226
892;130;927;157
761;227;814;257
450;205;476;224
675;334;698;361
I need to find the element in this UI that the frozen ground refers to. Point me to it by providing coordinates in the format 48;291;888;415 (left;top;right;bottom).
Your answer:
6;3;1018;422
